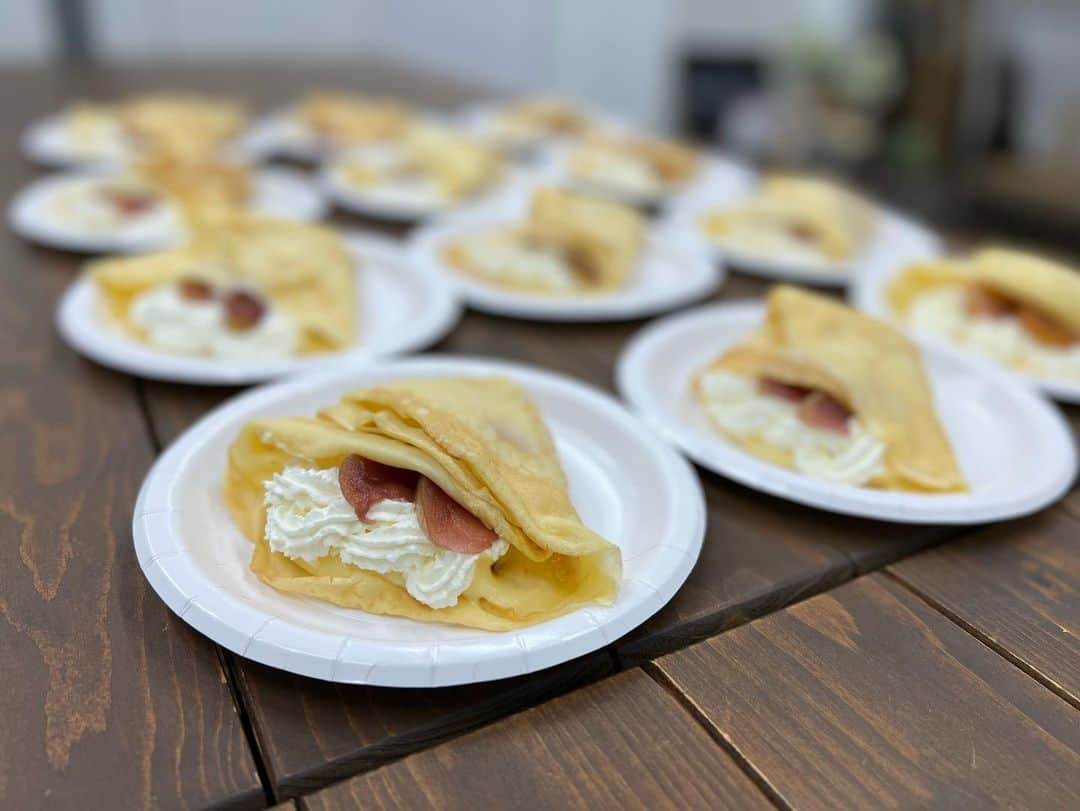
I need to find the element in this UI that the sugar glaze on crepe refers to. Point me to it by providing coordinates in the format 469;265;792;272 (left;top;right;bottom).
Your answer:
224;376;621;630
442;186;645;295
887;247;1080;383
89;215;354;360
700;175;877;268
694;286;965;492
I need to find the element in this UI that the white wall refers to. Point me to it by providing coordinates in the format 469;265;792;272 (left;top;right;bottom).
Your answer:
1;0;869;130
0;0;54;63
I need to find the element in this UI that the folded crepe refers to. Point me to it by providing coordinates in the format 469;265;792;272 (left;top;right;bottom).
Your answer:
702;175;876;261
443;186;645;294
299;91;412;144
118;93;248;159
502;98;588;136
888;247;1080;339
224;376;622;630
134;154;252;224
90;215;354;353
402;125;503;199
697;286;965;492
572;133;700;187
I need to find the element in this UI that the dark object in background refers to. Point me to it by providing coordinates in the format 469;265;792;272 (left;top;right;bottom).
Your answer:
681;54;763;143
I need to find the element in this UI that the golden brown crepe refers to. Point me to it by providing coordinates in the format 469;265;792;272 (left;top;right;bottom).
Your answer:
443;186;646;294
501;98;589;136
572;133;700;187
118;93;248;159
90;215;354;353
696;286;965;492
701;174;876;261
298;91;412;144
887;247;1080;337
133;154;252;225
224;376;621;630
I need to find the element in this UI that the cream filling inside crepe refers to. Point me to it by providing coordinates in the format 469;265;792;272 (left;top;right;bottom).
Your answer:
130;283;298;359
263;465;509;609
455;232;577;291
65;113;130;160
573;148;662;198
907;286;1080;381
51;178;176;235
699;370;886;486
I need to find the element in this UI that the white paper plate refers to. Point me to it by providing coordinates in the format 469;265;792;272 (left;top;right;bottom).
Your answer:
617;300;1077;524
22;112;276;168
408;186;724;322
133;356;705;686
56;233;461;384
850;247;1080;404
10;167;326;254
243;107;324;162
668;181;941;287
456;102;629;160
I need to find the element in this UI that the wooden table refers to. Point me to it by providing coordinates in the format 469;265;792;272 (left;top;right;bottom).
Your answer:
3;64;1077;810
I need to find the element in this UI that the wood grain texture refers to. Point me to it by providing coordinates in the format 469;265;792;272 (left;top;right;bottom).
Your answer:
1062;404;1080;523
889;508;1080;706
301;670;770;811
655;574;1080;809
0;88;262;807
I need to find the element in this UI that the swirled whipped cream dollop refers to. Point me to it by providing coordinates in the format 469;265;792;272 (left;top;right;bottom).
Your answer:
130;283;298;359
906;286;1080;381
698;370;885;486
263;465;509;609
456;231;576;291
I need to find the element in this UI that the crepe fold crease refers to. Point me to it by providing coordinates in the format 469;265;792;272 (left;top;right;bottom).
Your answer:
224;376;621;630
705;286;965;492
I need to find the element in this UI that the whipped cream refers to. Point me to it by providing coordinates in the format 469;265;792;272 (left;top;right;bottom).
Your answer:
573;148;661;198
52;178;176;235
340;146;447;210
698;370;886;486
907;286;1080;381
130;283;298;359
263;465;509;609
66;115;130;161
457;232;576;291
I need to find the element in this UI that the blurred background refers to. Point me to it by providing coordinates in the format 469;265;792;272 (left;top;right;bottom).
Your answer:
4;0;1078;247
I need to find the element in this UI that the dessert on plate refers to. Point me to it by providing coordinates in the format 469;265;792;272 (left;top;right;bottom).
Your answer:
699;175;876;268
50;155;252;236
89;215;354;360
566;133;700;204
295;91;412;149
224;376;621;629
886;247;1080;382
334;124;503;213
56;93;248;162
478;97;592;152
694;286;966;491
442;186;645;295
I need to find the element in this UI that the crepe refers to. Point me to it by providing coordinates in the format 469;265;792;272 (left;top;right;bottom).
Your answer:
134;154;252;224
573;133;700;186
224;376;621;630
888;247;1080;335
402;125;503;199
90;215;354;353
299;91;412;144
443;186;645;294
702;174;876;261
697;286;965;492
118;93;248;159
502;98;588;136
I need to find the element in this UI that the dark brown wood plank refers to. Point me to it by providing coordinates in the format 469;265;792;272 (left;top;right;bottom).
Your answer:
301;669;770;811
0;83;263;807
655;574;1080;809
1062;404;1080;523
889;507;1080;706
